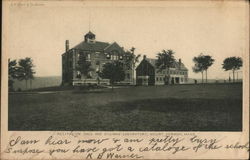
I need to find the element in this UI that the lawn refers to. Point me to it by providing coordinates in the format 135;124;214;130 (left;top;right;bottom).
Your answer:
8;83;242;131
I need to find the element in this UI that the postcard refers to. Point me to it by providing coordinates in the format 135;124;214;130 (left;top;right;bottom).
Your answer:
1;0;249;159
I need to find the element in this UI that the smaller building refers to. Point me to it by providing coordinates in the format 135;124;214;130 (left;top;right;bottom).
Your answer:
136;55;188;85
136;56;155;85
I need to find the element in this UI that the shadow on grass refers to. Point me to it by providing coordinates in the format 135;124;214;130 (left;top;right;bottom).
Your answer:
8;94;242;131
93;98;242;131
106;98;242;113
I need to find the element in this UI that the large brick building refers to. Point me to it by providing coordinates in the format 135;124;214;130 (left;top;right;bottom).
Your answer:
62;31;133;86
136;55;188;85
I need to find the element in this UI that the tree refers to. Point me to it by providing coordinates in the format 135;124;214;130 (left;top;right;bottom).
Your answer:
76;53;93;78
155;49;175;85
99;61;125;89
192;53;214;83
17;57;35;90
8;59;18;91
124;47;141;85
222;57;242;82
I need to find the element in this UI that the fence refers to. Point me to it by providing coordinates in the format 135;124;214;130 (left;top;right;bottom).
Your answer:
72;79;110;86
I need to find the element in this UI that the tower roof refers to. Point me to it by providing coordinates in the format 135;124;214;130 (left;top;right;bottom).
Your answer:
85;31;95;37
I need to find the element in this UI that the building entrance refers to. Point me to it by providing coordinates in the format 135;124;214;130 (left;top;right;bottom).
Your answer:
175;77;180;84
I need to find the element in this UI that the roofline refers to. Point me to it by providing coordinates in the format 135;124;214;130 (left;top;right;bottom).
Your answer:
136;58;155;70
104;41;122;51
71;40;110;51
103;42;115;50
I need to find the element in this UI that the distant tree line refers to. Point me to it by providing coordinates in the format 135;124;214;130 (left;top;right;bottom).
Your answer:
8;57;35;91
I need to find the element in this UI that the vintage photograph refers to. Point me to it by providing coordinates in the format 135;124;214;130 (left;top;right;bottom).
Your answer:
7;1;246;132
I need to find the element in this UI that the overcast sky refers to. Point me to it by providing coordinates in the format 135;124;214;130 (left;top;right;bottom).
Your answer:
4;0;249;79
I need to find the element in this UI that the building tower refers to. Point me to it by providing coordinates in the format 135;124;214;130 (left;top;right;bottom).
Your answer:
84;31;96;43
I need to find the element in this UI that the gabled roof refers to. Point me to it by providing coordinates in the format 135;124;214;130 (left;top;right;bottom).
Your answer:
173;61;188;71
146;58;188;71
146;58;156;66
104;42;125;53
136;58;155;71
73;41;110;51
104;42;114;50
68;32;126;53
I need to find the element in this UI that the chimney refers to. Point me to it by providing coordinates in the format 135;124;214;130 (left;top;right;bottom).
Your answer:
178;59;182;69
65;40;69;52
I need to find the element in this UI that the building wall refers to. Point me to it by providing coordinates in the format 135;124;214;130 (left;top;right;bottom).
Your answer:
154;68;188;85
65;48;133;85
62;49;74;85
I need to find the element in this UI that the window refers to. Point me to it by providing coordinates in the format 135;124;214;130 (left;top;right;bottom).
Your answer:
95;53;99;58
76;71;81;79
87;54;91;60
106;54;110;59
96;61;100;65
127;73;130;79
156;77;158;81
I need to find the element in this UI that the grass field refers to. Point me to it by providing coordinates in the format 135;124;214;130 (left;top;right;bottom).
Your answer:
8;83;242;131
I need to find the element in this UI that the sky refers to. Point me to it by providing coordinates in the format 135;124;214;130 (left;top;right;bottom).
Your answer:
4;0;249;79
